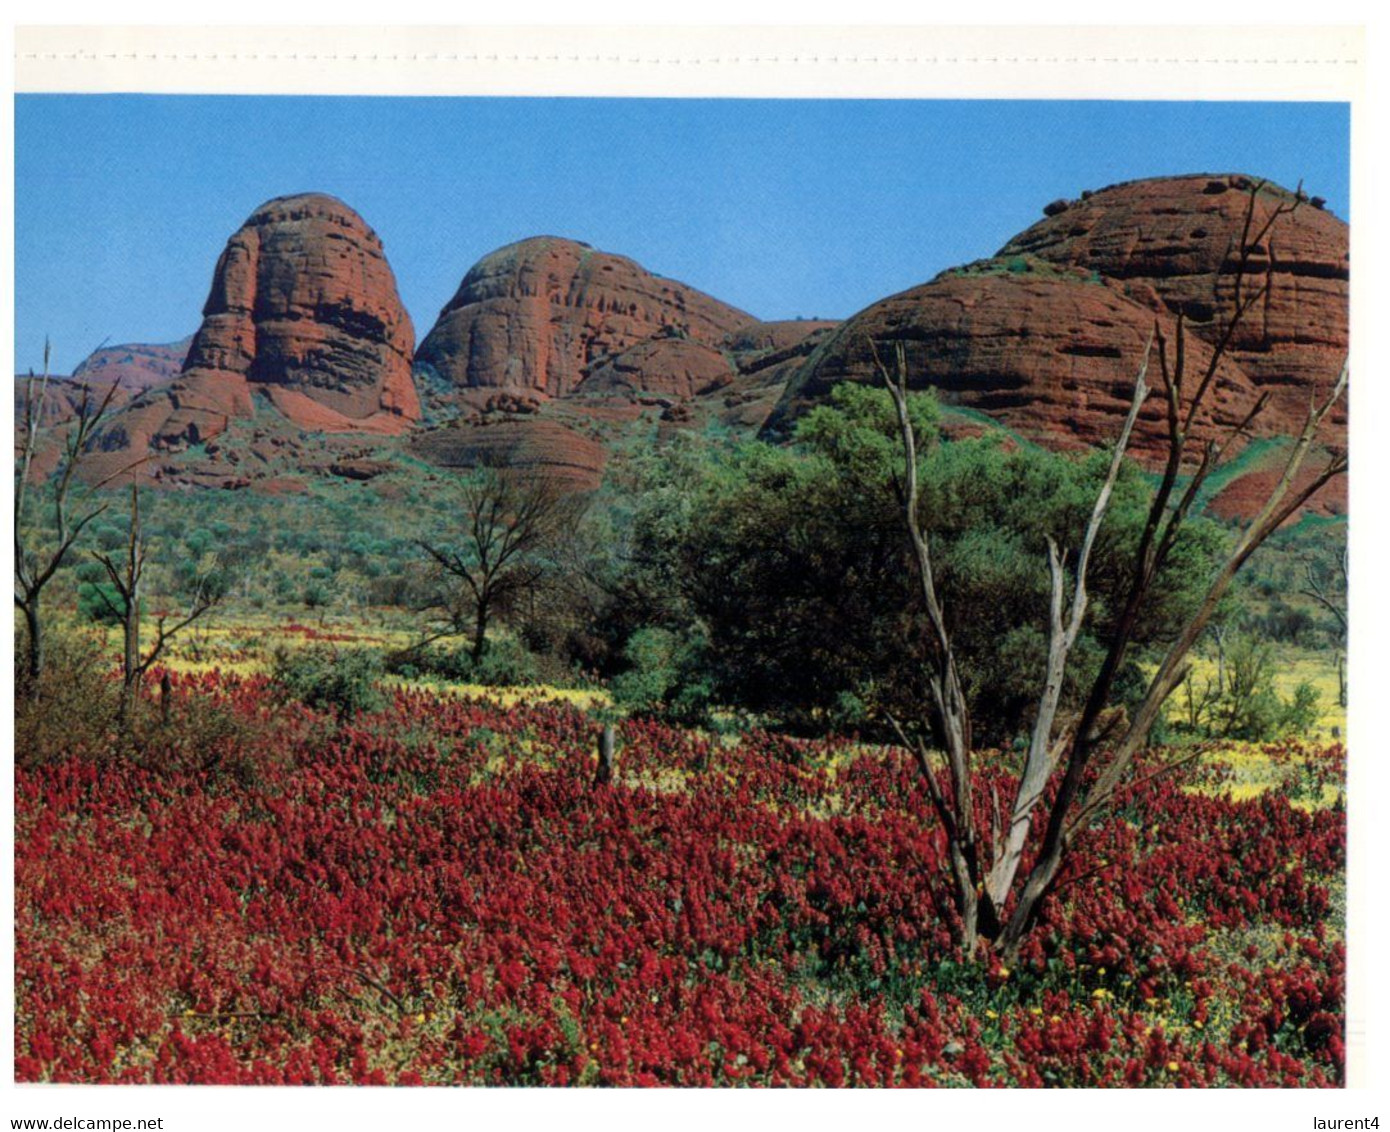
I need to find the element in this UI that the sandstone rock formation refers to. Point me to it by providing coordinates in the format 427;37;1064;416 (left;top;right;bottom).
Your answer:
998;174;1348;423
576;335;735;400
1206;445;1345;522
90;193;418;474
411;416;608;492
766;259;1261;464
70;336;193;395
416;237;752;397
724;319;840;357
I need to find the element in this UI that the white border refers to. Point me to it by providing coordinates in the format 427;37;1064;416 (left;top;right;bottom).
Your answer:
14;25;1365;99
5;21;1381;1132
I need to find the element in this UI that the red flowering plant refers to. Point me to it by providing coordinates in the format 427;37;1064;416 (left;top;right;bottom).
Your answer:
14;671;1343;1086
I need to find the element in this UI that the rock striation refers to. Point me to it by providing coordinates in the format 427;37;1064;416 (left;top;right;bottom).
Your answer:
70;336;193;395
766;260;1261;463
576;334;736;400
410;416;608;492
416;237;752;397
998;174;1348;422
90;193;418;475
767;175;1347;516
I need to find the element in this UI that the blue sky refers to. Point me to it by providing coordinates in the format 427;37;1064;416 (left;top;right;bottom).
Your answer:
15;97;1350;376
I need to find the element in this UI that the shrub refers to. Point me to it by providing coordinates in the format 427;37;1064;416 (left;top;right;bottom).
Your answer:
611;627;679;712
611;625;713;724
1175;636;1323;741
77;581;126;626
384;635;540;687
1281;681;1323;737
14;627;121;768
270;645;385;717
133;678;284;790
473;635;541;686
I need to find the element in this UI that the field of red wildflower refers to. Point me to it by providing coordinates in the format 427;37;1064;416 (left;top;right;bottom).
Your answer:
14;672;1345;1087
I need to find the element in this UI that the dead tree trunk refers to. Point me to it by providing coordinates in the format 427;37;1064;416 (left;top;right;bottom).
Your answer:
997;359;1347;957
594;723;616;787
95;479;222;732
878;180;1347;961
13;340;122;696
160;670;174;726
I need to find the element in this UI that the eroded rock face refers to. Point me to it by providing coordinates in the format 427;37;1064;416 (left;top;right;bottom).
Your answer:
724;319;840;356
91;193;419;472
183;193;418;427
416;237;752;397
999;174;1348;422
767;262;1261;464
1207;444;1346;522
410;416;608;492
70;336;193;395
576;335;735;400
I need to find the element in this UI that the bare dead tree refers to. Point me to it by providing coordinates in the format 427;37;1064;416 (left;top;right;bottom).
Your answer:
92;479;223;723
880;336;1149;950
1299;546;1348;708
417;467;584;666
13;341;124;692
1299;548;1348;635
878;180;1349;958
1211;622;1229;696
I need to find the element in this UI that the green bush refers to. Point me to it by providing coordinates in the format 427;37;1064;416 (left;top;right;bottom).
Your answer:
472;636;540;686
77;580;126;626
270;645;385;717
611;627;679;711
611;625;713;724
1176;636;1323;741
383;635;540;687
1280;681;1323;737
621;383;1227;741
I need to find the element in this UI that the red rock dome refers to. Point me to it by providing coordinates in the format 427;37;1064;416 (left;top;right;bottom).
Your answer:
999;174;1348;423
88;193;419;477
416;237;752;397
767;260;1262;465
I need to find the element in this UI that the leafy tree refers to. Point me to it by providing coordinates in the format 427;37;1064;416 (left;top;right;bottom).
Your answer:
623;382;1226;743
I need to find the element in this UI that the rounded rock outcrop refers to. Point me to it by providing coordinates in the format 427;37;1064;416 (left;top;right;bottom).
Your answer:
999;174;1348;423
766;260;1262;465
576;335;736;400
416;237;752;397
91;193;419;473
182;192;418;429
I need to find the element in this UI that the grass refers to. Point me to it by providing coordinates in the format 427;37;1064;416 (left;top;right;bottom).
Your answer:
79;613;614;711
57;610;1346;812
